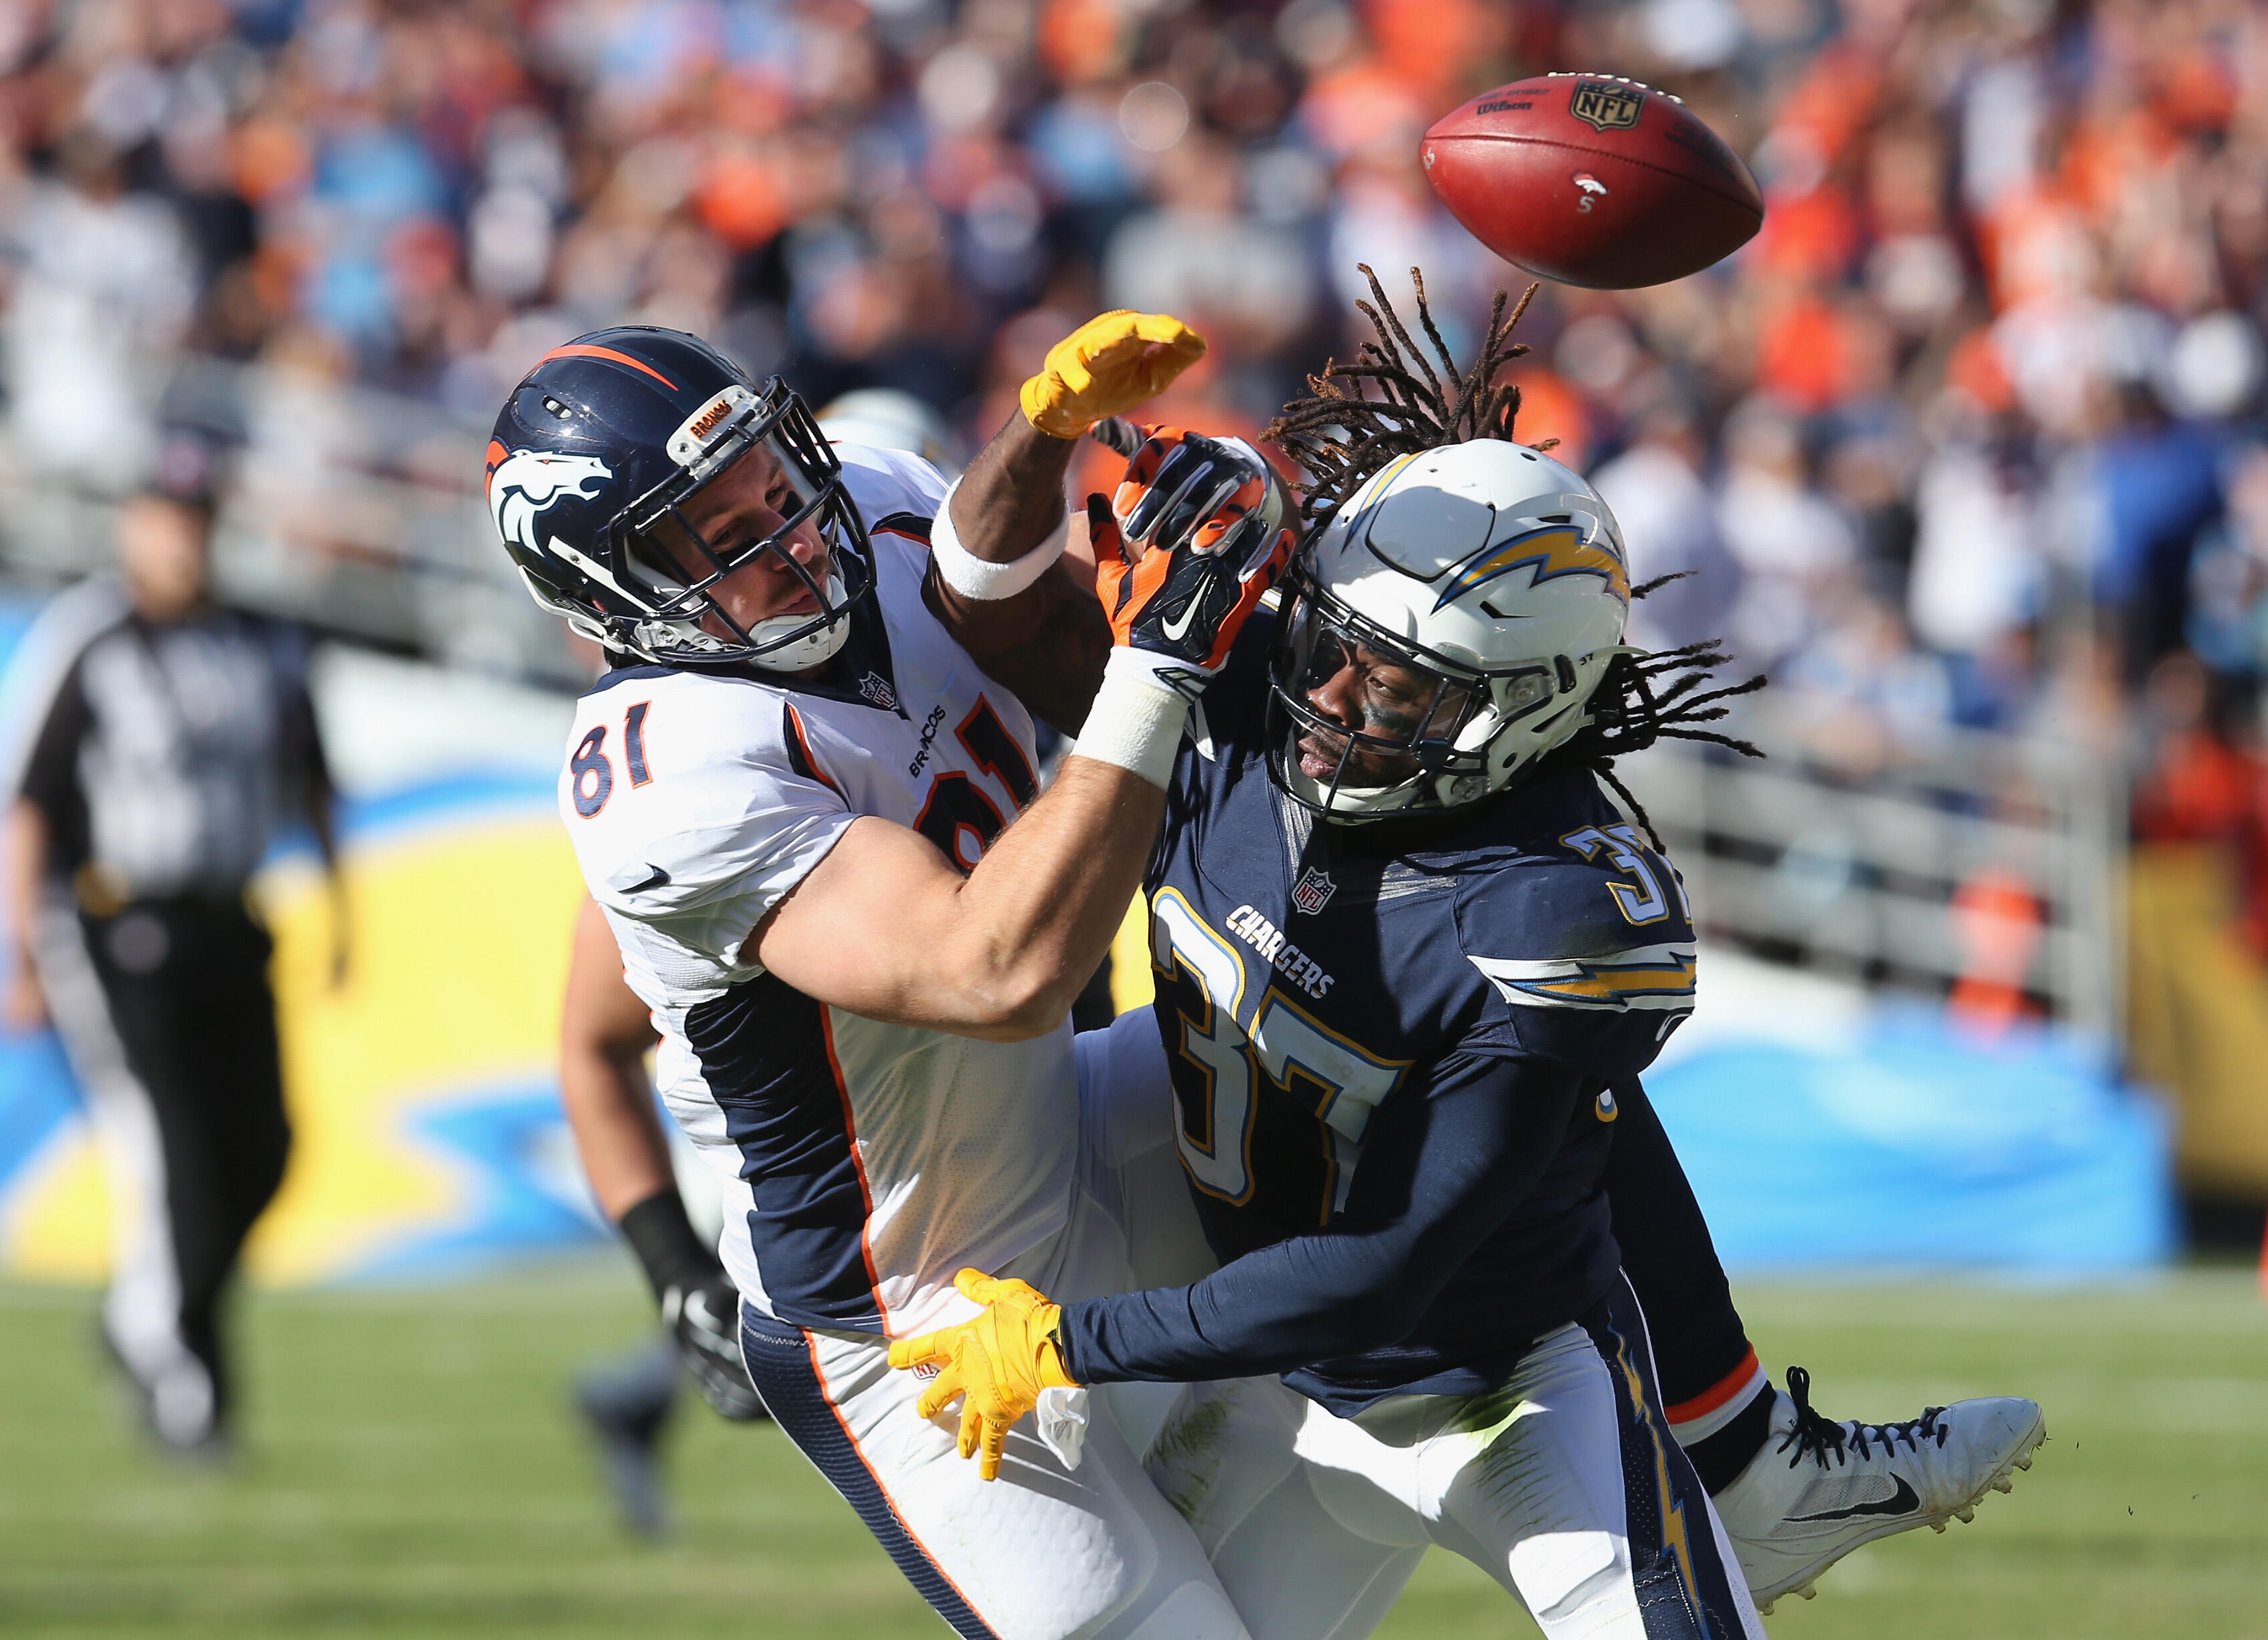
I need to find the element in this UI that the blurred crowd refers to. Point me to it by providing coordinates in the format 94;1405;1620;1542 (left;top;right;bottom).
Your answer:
5;0;2268;904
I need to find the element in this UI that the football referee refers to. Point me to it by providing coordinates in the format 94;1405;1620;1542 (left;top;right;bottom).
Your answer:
2;478;343;1457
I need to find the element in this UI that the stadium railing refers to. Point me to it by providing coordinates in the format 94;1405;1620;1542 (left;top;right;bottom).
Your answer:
0;353;579;687
1618;720;2125;1036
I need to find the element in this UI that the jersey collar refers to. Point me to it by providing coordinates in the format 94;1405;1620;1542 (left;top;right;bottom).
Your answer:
584;590;906;717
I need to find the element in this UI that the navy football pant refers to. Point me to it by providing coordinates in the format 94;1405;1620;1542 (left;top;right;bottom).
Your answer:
1602;1078;1766;1443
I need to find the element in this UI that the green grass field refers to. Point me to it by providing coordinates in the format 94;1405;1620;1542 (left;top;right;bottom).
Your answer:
3;1266;2265;1639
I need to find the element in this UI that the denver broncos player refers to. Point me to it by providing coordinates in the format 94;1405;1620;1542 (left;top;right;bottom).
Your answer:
891;276;2045;1636
487;316;1293;1640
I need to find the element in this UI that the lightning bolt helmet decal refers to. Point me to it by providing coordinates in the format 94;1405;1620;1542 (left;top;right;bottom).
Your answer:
1432;521;1632;610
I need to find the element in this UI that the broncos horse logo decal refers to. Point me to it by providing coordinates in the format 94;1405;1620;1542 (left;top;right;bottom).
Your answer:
486;443;613;558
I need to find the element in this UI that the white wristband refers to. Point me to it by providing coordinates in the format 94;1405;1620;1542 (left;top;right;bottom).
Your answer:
926;476;1068;600
1070;648;1193;789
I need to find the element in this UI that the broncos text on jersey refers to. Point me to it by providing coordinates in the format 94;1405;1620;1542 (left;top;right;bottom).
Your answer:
560;444;1078;1341
1143;614;1698;1408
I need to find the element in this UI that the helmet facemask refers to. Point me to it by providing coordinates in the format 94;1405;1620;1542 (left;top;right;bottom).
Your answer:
1252;266;1768;838
1266;567;1565;822
598;381;874;671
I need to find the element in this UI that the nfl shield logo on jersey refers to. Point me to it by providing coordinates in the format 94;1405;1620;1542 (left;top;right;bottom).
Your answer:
1291;866;1336;915
858;671;898;711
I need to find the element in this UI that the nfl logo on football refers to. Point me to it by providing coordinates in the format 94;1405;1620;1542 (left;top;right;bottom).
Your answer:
1291;866;1336;916
1569;78;1644;132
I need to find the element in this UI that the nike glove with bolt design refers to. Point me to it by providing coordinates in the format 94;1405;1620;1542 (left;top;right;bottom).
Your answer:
619;1188;768;1422
887;1269;1076;1481
1092;426;1296;698
662;1277;768;1422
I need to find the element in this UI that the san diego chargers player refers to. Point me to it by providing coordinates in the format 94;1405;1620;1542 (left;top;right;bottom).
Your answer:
892;273;2046;1634
487;315;1291;1640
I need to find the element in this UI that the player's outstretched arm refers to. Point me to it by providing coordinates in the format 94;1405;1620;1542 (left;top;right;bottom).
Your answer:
559;894;672;1221
561;896;764;1421
1052;1054;1587;1382
926;419;1110;738
771;417;1288;1043
755;752;1168;1042
760;426;1290;1044
1;799;49;1033
924;311;1205;736
891;1052;1590;1470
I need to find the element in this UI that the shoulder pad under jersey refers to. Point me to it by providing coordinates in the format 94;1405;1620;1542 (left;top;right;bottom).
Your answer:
1451;804;1697;1074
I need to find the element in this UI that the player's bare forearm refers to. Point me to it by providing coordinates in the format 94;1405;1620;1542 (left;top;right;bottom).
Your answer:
756;755;1163;1042
952;411;1079;566
564;1041;676;1220
930;311;1208;728
927;556;1108;736
926;414;1110;734
2;800;49;1032
5;800;46;964
560;895;674;1219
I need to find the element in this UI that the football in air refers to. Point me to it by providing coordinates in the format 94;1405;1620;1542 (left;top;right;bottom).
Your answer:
1421;74;1763;289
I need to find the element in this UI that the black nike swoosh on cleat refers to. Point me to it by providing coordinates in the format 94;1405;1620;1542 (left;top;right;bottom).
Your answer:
1786;1475;1922;1523
621;866;672;894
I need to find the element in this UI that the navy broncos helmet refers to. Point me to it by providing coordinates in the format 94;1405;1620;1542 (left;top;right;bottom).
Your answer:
485;327;874;670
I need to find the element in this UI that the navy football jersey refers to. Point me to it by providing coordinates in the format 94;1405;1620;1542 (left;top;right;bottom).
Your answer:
1128;618;1698;1409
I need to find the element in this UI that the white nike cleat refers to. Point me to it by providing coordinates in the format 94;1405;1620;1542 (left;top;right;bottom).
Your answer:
1712;1366;2045;1614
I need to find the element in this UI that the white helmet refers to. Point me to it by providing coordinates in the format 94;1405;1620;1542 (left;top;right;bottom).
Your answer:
1268;438;1634;820
816;389;964;477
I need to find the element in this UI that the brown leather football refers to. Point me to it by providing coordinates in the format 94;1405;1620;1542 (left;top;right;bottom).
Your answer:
1421;75;1763;289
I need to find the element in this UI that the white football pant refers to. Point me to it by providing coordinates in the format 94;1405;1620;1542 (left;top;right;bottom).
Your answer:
1145;1272;1766;1640
739;1011;1243;1640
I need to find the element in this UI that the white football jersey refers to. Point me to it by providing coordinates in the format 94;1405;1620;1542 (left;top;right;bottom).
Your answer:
561;444;1076;1338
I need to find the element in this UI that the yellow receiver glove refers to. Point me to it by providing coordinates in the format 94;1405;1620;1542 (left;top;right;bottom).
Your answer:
886;1268;1078;1481
1018;311;1207;439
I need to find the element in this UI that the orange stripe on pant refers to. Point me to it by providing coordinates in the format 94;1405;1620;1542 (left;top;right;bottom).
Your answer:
804;1329;1001;1635
1665;1345;1764;1439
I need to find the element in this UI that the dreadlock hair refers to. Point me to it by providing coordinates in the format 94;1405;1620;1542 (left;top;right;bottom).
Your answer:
1541;639;1765;850
1267;264;1537;529
1263;264;1765;850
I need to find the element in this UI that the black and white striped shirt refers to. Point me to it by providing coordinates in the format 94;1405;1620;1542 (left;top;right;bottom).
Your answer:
18;592;329;901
